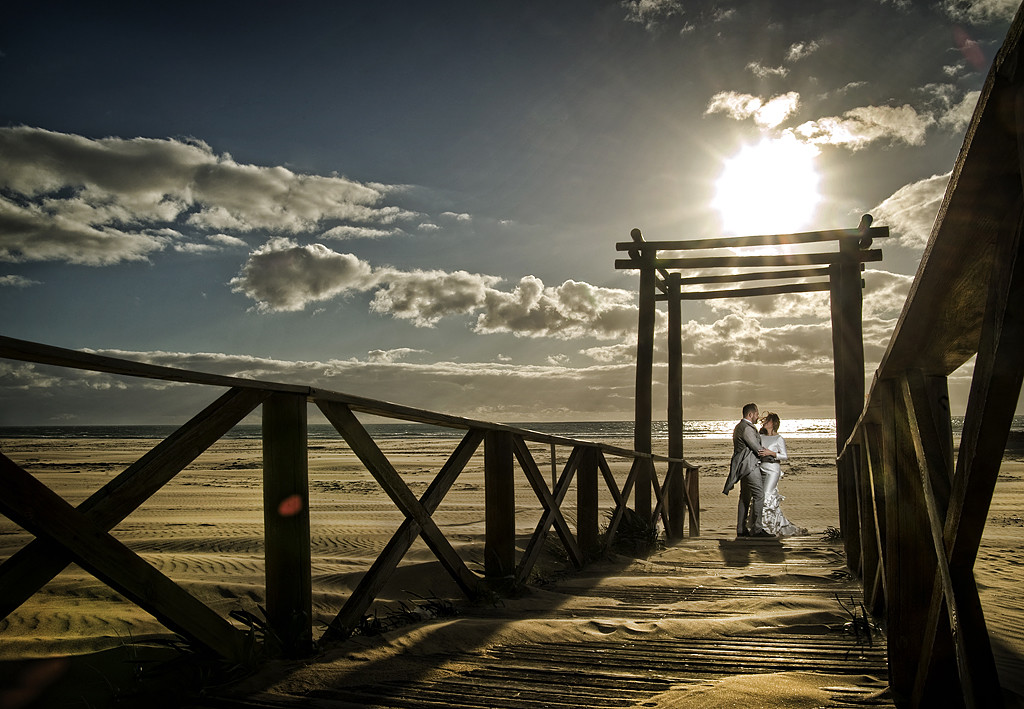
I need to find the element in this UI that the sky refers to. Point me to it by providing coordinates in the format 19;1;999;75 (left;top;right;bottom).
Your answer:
1;0;1022;426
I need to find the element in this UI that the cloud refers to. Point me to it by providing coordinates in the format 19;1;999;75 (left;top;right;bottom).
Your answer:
0;193;171;265
705;91;800;129
0;274;40;287
322;225;402;240
790;104;934;149
747;62;788;79
229;237;378;312
474;277;639;340
366;348;428;363
621;0;683;31
787;40;821;62
940;0;1020;24
871;172;949;249
938;90;980;133
0;126;416;264
370;269;500;326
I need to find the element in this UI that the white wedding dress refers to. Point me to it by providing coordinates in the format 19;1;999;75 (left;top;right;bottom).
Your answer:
760;434;805;537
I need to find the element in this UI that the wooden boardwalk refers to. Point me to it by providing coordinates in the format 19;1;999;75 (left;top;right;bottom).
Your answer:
192;534;893;709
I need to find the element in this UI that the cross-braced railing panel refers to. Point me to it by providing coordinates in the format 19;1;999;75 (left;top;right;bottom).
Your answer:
1;334;700;662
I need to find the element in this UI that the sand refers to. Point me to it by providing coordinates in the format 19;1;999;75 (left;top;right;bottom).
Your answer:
0;434;1021;707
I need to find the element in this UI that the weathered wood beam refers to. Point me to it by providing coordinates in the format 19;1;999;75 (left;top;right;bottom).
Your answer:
685;466;700;537
633;251;656;518
0;335;309;394
321;429;483;641
485;430;516;586
666;274;686;541
676;265;840;286
615;249;882;270
0;387;266;620
262;392;312;657
573;446;601;563
661;280;832;301
0;453;247;663
901;371;969;707
614;225;889;251
863;423;888;614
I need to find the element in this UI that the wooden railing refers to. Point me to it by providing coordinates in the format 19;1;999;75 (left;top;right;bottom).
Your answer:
836;7;1024;708
0;334;699;661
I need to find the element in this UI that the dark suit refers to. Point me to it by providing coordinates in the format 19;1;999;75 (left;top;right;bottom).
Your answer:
723;418;766;535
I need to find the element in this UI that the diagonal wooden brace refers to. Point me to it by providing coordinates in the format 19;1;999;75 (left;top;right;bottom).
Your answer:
0;453;246;663
0;387;267;620
317;401;483;598
513;440;584;583
321;428;484;642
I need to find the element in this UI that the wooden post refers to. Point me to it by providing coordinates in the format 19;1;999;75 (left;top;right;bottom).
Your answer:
666;274;685;540
484;430;516;587
262;392;312;657
632;229;656;519
576;447;600;559
830;216;869;566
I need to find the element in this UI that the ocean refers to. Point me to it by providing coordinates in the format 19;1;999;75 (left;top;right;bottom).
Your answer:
1;416;1019;441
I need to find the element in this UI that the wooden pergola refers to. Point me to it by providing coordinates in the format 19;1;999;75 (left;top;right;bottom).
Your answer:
614;217;888;532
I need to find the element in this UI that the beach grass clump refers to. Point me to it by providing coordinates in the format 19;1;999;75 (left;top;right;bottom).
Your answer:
821;525;842;542
603;508;664;557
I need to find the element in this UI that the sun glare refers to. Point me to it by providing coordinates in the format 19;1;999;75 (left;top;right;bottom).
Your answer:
712;137;821;236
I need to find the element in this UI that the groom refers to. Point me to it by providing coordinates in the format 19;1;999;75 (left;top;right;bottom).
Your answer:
722;403;775;538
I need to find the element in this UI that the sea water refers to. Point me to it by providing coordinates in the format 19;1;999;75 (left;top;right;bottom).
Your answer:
1;416;1019;441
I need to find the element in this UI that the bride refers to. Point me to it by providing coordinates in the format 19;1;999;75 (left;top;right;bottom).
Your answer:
759;412;806;537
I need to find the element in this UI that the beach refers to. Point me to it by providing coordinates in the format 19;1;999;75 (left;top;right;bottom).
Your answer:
0;433;1021;707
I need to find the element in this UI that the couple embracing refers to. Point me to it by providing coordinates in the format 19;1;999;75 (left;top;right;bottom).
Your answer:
722;402;803;538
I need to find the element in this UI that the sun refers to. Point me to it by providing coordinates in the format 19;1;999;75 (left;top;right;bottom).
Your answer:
712;136;821;236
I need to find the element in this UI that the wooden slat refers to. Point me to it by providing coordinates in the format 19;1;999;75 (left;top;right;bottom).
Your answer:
598;451;624;508
318;401;482;596
863;424;888;614
615;249;882;271
676;265;838;286
0;453;246;662
685;466;700;537
614;225;889;251
321;429;483;640
901;371;968;706
668;280;831;301
0;386;267;620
